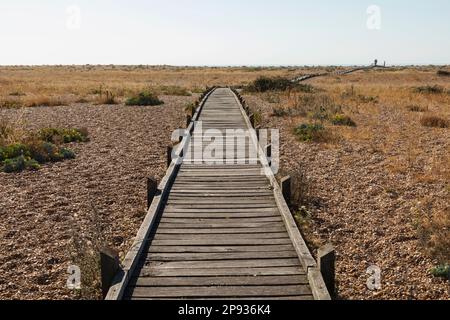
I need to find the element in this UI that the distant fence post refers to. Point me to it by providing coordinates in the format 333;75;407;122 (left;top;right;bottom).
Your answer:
167;146;173;168
281;176;291;206
100;248;120;299
318;244;336;298
147;177;158;209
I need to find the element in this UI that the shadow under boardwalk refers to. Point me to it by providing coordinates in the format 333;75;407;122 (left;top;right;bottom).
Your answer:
124;88;314;300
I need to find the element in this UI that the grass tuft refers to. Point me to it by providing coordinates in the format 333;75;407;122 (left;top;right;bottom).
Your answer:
437;70;450;77
420;115;449;128
414;85;444;94
407;105;428;113
293;123;332;143
331;114;357;127
125;91;164;106
245;76;294;93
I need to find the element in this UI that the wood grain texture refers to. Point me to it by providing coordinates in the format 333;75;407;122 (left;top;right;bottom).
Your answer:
117;88;327;301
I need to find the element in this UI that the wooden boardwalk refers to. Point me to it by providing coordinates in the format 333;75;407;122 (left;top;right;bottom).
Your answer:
106;88;330;300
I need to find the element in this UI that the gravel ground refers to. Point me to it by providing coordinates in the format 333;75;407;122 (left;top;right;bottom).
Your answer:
0;96;191;299
245;94;449;300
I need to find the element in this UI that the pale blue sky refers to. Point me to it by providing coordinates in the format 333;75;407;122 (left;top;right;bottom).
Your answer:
0;0;449;65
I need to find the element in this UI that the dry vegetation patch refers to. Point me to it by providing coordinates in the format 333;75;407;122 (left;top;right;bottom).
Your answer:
0;66;449;300
244;66;450;300
420;115;449;128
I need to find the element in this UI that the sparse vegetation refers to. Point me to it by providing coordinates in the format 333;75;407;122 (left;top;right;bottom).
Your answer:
38;128;89;144
95;90;118;105
420;115;449;128
9;91;26;97
407;105;428;112
245;76;293;92
0;141;76;173
125;91;164;106
293;123;331;143
158;85;191;96
0;99;23;109
416;209;450;265
26;96;68;107
331;114;356;127
430;265;450;279
272;106;291;117
0;121;88;173
437;70;450;77
415;85;444;94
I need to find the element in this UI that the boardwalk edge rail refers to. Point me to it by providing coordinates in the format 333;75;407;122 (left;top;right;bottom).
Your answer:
105;87;218;300
230;87;332;300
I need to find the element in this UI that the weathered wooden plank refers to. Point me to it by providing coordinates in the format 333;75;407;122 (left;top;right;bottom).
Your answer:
128;285;312;298
130;296;314;300
159;217;282;224
138;266;306;277
168;192;274;197
163;207;278;213
162;212;279;219
144;258;300;269
145;251;298;262
116;88;323;301
151;233;289;241
148;244;295;253
149;238;292;246
157;222;283;229
156;227;285;234
162;204;278;209
130;275;308;287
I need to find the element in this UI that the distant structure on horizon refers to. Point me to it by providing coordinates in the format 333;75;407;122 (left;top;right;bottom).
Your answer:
373;59;387;67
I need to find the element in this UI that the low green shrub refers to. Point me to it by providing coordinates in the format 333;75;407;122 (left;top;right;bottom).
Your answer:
293;123;328;142
1;127;87;173
430;265;449;279
38;128;89;144
246;77;293;93
331;114;357;127
125;91;164;106
2;155;40;173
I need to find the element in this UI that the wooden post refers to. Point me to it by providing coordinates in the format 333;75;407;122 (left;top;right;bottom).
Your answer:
318;244;336;298
249;113;255;127
100;248;120;299
265;144;272;166
281;176;291;206
186;115;192;127
255;125;261;140
167;146;173;168
147;178;158;209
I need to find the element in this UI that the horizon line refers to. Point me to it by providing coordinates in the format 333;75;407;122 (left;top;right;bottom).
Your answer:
1;63;449;68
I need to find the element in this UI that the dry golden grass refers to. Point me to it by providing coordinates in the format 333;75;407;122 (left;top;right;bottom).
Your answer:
420;115;449;128
246;66;449;266
0;65;299;107
1;65;449;270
